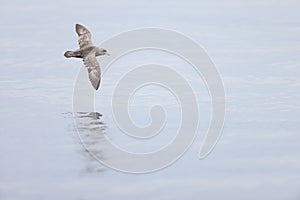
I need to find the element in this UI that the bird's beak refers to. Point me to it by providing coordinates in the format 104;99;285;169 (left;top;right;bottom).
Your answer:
106;52;110;56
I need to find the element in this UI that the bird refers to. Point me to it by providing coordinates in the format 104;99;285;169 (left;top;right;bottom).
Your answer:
64;24;109;90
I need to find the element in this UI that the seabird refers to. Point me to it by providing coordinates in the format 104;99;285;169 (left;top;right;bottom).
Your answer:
64;24;109;90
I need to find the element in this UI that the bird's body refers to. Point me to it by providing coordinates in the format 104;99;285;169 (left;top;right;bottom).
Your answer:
64;46;97;58
64;24;109;90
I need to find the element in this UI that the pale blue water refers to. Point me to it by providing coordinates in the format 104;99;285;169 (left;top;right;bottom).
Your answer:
0;0;300;199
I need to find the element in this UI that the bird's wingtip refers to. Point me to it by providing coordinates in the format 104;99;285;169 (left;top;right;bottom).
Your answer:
75;23;90;35
95;80;100;90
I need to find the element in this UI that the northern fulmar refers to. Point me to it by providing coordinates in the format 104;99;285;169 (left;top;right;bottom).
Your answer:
64;24;109;90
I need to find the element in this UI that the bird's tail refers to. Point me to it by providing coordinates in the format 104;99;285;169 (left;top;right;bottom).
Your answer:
64;51;75;58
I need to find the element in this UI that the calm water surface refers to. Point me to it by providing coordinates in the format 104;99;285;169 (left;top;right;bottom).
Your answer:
0;0;300;199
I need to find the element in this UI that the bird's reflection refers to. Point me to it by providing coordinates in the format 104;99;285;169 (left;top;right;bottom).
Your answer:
74;111;107;173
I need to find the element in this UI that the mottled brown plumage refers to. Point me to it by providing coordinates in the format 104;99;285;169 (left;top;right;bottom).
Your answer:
64;24;109;90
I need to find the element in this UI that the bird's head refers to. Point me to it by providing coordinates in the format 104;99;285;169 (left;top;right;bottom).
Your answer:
95;47;110;56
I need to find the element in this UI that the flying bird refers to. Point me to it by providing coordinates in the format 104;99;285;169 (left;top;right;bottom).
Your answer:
64;24;109;90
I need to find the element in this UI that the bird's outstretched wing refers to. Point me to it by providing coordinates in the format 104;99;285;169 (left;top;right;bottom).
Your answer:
83;54;101;90
76;24;93;49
